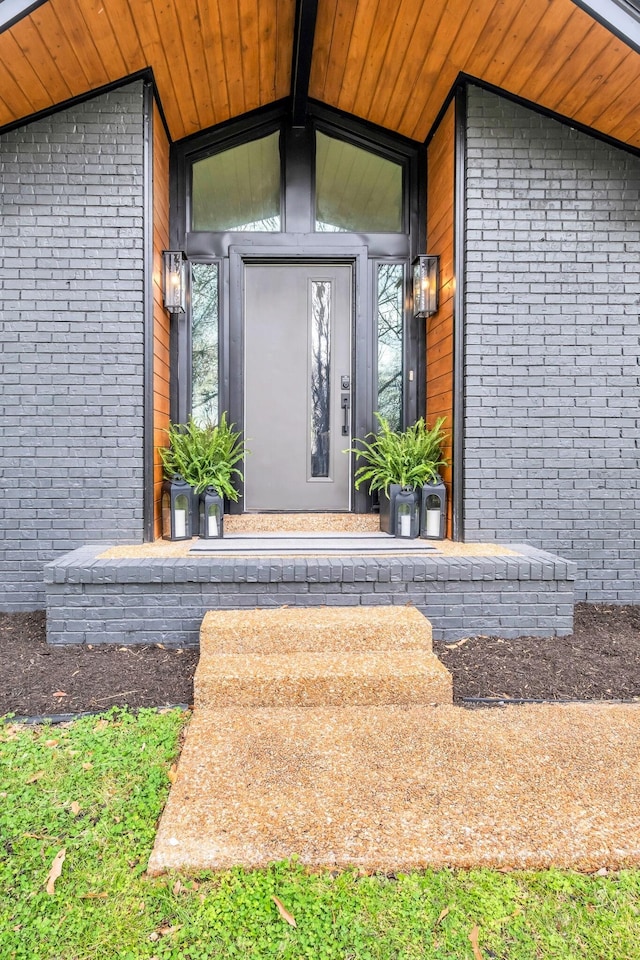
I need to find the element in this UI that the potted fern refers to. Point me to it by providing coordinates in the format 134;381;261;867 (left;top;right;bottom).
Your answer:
351;414;448;535
158;414;246;539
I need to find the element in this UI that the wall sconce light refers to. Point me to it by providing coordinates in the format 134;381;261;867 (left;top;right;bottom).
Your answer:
162;250;187;314
412;255;439;318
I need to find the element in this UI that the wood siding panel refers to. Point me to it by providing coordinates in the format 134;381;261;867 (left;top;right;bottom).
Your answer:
170;0;214;131
0;0;294;140
197;0;233;124
310;0;640;148
217;0;247;117
351;0;418;121
337;0;380;116
308;0;338;100
52;0;110;87
508;9;595;105
426;103;455;536
318;0;358;107
0;31;54;110
3;16;73;102
464;0;523;78
0;52;40;117
238;0;263;114
570;50;640;134
484;0;575;92
152;104;171;539
257;0;278;105
134;0;191;136
99;0;146;69
75;0;128;78
378;0;452;133
30;4;92;94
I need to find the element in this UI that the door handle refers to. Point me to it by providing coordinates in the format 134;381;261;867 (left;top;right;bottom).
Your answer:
341;393;350;436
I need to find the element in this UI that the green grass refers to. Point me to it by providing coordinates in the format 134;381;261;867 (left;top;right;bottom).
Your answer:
1;710;639;960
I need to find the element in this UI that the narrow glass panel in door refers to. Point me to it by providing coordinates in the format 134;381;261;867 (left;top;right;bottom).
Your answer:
244;263;352;510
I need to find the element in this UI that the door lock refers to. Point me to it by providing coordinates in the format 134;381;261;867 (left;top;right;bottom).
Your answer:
341;375;350;390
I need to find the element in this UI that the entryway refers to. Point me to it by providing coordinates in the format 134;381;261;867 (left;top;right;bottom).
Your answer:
244;262;352;511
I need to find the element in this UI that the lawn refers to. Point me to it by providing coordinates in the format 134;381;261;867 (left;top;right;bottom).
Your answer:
1;709;638;959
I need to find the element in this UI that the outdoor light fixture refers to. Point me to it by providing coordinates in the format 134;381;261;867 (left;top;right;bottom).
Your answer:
420;477;447;540
199;487;224;539
162;250;187;314
394;487;420;539
162;475;192;541
412;255;439;318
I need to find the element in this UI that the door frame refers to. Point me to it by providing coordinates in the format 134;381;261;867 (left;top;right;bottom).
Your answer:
227;243;371;513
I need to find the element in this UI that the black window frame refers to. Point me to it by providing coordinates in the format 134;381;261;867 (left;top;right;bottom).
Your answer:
169;101;426;498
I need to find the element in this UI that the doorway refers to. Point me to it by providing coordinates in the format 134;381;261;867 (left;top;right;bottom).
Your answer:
243;262;352;510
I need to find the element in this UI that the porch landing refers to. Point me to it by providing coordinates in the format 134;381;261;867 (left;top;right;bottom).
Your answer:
44;515;576;645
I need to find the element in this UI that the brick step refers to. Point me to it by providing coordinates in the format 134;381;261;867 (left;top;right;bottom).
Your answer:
194;649;452;708
200;605;433;655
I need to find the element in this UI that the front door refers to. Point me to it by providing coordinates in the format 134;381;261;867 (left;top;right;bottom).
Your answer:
244;262;352;510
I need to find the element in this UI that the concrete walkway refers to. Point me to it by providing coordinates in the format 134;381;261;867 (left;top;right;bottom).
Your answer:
148;701;640;874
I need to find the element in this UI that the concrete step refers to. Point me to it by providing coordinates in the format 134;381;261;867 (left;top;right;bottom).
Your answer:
200;605;433;656
194;649;452;708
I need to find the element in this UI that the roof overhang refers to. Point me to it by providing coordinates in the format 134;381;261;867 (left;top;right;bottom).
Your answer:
0;0;639;150
573;0;640;53
0;0;46;32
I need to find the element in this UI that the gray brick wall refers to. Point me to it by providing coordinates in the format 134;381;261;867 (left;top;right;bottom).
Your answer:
0;82;146;611
463;86;640;602
45;545;576;644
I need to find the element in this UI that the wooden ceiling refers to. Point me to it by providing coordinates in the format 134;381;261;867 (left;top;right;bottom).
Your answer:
1;0;640;147
0;0;295;139
311;0;640;144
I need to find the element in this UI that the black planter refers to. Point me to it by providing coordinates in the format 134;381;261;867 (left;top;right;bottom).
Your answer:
161;475;193;541
378;483;401;535
198;487;224;539
394;486;421;539
420;478;447;540
190;485;200;526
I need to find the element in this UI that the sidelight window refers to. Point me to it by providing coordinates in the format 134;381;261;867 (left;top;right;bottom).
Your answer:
310;280;332;478
376;263;404;430
191;263;219;426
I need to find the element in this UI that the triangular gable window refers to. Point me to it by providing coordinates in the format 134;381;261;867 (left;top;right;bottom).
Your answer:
315;132;403;233
191;132;281;232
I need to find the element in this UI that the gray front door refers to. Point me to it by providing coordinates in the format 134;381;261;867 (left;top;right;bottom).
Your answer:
244;262;352;510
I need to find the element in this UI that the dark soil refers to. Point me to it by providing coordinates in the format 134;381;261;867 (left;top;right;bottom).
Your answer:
0;612;198;718
434;603;640;703
1;603;639;717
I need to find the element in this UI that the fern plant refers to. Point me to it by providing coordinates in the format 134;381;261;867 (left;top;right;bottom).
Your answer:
351;414;448;495
158;414;246;501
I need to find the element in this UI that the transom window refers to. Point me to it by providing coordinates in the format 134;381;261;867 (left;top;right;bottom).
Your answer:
315;132;404;233
191;132;281;232
190;126;405;236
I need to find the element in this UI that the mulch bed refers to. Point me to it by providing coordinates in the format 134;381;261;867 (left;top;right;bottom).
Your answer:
434;603;640;703
1;603;639;718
